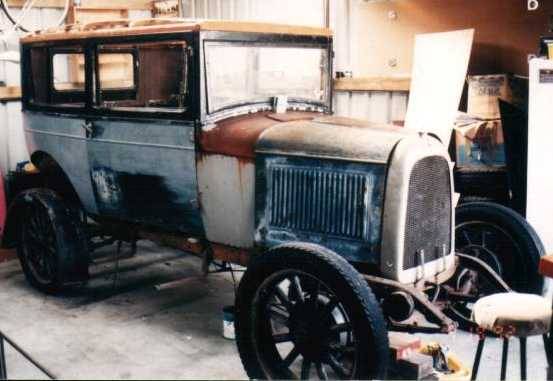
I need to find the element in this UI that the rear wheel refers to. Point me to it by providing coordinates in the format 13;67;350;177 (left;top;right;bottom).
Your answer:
16;189;89;294
449;202;544;327
235;243;389;380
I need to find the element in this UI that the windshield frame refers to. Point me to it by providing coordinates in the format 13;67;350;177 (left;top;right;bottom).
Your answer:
202;33;333;118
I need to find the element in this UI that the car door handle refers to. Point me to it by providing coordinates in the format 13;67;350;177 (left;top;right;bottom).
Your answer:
82;122;95;138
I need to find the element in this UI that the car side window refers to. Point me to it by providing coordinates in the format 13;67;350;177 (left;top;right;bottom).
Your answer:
53;53;85;92
28;46;87;107
96;41;189;114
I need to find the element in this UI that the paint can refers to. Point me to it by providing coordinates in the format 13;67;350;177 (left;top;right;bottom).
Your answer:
222;305;235;340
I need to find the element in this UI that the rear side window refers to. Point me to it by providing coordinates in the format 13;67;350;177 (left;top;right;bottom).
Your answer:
53;53;85;91
28;46;86;108
98;52;135;90
96;41;189;113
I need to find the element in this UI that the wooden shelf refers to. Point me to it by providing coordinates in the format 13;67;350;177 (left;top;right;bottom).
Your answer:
0;77;413;103
0;86;21;102
334;77;411;92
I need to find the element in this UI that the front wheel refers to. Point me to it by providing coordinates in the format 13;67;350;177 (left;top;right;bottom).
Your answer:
235;243;389;380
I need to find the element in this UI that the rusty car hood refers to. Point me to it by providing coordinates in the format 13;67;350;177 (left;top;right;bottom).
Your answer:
199;111;320;160
199;112;418;163
255;116;418;164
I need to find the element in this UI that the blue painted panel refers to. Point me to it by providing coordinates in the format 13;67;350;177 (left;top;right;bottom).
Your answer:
24;112;99;214
87;118;204;234
255;155;386;264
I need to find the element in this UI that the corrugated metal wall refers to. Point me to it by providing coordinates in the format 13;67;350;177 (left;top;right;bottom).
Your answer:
0;1;408;174
334;91;408;124
180;0;409;122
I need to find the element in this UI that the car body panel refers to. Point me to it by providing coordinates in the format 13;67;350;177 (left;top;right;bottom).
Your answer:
256;116;416;164
197;111;320;247
255;154;386;263
87;118;203;233
24;111;98;214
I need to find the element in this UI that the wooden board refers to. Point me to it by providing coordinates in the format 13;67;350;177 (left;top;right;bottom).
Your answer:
21;20;332;43
7;0;151;9
67;6;130;26
152;0;180;18
351;0;553;77
0;86;21;102
404;29;474;145
334;77;411;92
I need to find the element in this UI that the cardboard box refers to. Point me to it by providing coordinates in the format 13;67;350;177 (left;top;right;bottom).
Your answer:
454;113;506;166
467;74;513;119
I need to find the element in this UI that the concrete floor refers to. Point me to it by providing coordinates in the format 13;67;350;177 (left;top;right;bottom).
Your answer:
0;241;549;380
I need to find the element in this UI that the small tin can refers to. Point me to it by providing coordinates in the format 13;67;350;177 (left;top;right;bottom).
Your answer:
222;305;235;340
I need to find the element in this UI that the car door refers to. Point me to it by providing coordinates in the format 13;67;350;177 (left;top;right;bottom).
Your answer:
86;38;203;234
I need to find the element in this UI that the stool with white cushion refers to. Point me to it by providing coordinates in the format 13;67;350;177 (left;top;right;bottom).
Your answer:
471;292;552;381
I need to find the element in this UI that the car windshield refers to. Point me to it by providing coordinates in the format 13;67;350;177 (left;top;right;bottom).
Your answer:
205;42;330;113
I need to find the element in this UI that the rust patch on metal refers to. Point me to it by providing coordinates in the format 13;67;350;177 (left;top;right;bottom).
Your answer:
138;229;205;255
199;111;320;159
211;243;252;266
0;249;16;263
265;112;319;123
314;115;407;132
137;229;252;266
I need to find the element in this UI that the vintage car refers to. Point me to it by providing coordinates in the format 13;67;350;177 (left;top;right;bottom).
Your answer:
0;18;529;379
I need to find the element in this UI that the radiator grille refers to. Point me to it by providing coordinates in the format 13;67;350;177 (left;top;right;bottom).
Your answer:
403;156;452;270
268;166;369;240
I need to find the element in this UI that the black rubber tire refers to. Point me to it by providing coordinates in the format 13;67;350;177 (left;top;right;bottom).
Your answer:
235;242;389;380
454;165;509;203
455;202;544;294
16;189;89;294
459;195;495;205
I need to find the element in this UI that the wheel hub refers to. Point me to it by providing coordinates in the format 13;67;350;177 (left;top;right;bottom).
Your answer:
289;302;331;361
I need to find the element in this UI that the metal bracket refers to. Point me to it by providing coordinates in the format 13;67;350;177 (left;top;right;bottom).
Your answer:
455;252;511;292
82;121;95;138
363;274;457;333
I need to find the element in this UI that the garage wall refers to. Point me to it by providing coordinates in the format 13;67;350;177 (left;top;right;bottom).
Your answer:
351;0;553;78
180;0;409;124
